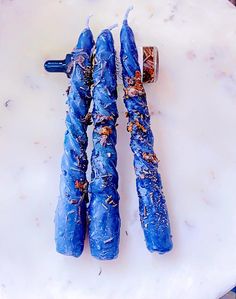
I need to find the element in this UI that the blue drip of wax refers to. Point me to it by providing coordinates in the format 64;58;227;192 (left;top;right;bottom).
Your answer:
88;29;121;260
54;28;94;257
120;19;173;254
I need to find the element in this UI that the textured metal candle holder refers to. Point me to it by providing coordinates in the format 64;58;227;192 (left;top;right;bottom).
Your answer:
138;46;159;83
44;46;159;83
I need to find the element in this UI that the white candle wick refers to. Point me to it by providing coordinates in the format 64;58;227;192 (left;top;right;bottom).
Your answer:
86;14;93;28
124;5;134;21
108;23;118;31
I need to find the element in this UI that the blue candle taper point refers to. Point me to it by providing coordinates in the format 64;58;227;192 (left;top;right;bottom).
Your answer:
54;23;94;257
120;9;173;254
88;27;120;260
44;15;93;78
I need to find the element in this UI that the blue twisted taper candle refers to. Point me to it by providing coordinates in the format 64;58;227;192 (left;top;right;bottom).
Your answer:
54;20;94;257
120;8;173;254
88;26;120;260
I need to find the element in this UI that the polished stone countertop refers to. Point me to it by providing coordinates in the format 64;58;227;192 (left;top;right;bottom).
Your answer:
0;0;236;298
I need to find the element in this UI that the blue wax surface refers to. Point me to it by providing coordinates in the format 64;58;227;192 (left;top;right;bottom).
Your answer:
54;28;94;257
120;20;173;254
88;29;120;260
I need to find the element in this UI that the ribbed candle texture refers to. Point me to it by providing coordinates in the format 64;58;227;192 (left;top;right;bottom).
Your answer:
88;28;120;260
54;26;94;257
120;9;173;253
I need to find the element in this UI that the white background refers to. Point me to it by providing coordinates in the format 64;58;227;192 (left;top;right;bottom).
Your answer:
0;0;236;298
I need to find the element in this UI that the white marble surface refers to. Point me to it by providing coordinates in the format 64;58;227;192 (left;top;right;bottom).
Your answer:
0;0;236;298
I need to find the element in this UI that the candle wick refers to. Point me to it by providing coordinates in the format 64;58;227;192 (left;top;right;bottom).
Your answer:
108;23;118;31
124;5;134;22
86;14;93;28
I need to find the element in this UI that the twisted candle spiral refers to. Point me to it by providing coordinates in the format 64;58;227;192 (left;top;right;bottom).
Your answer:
120;9;173;253
55;27;94;257
88;28;120;260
